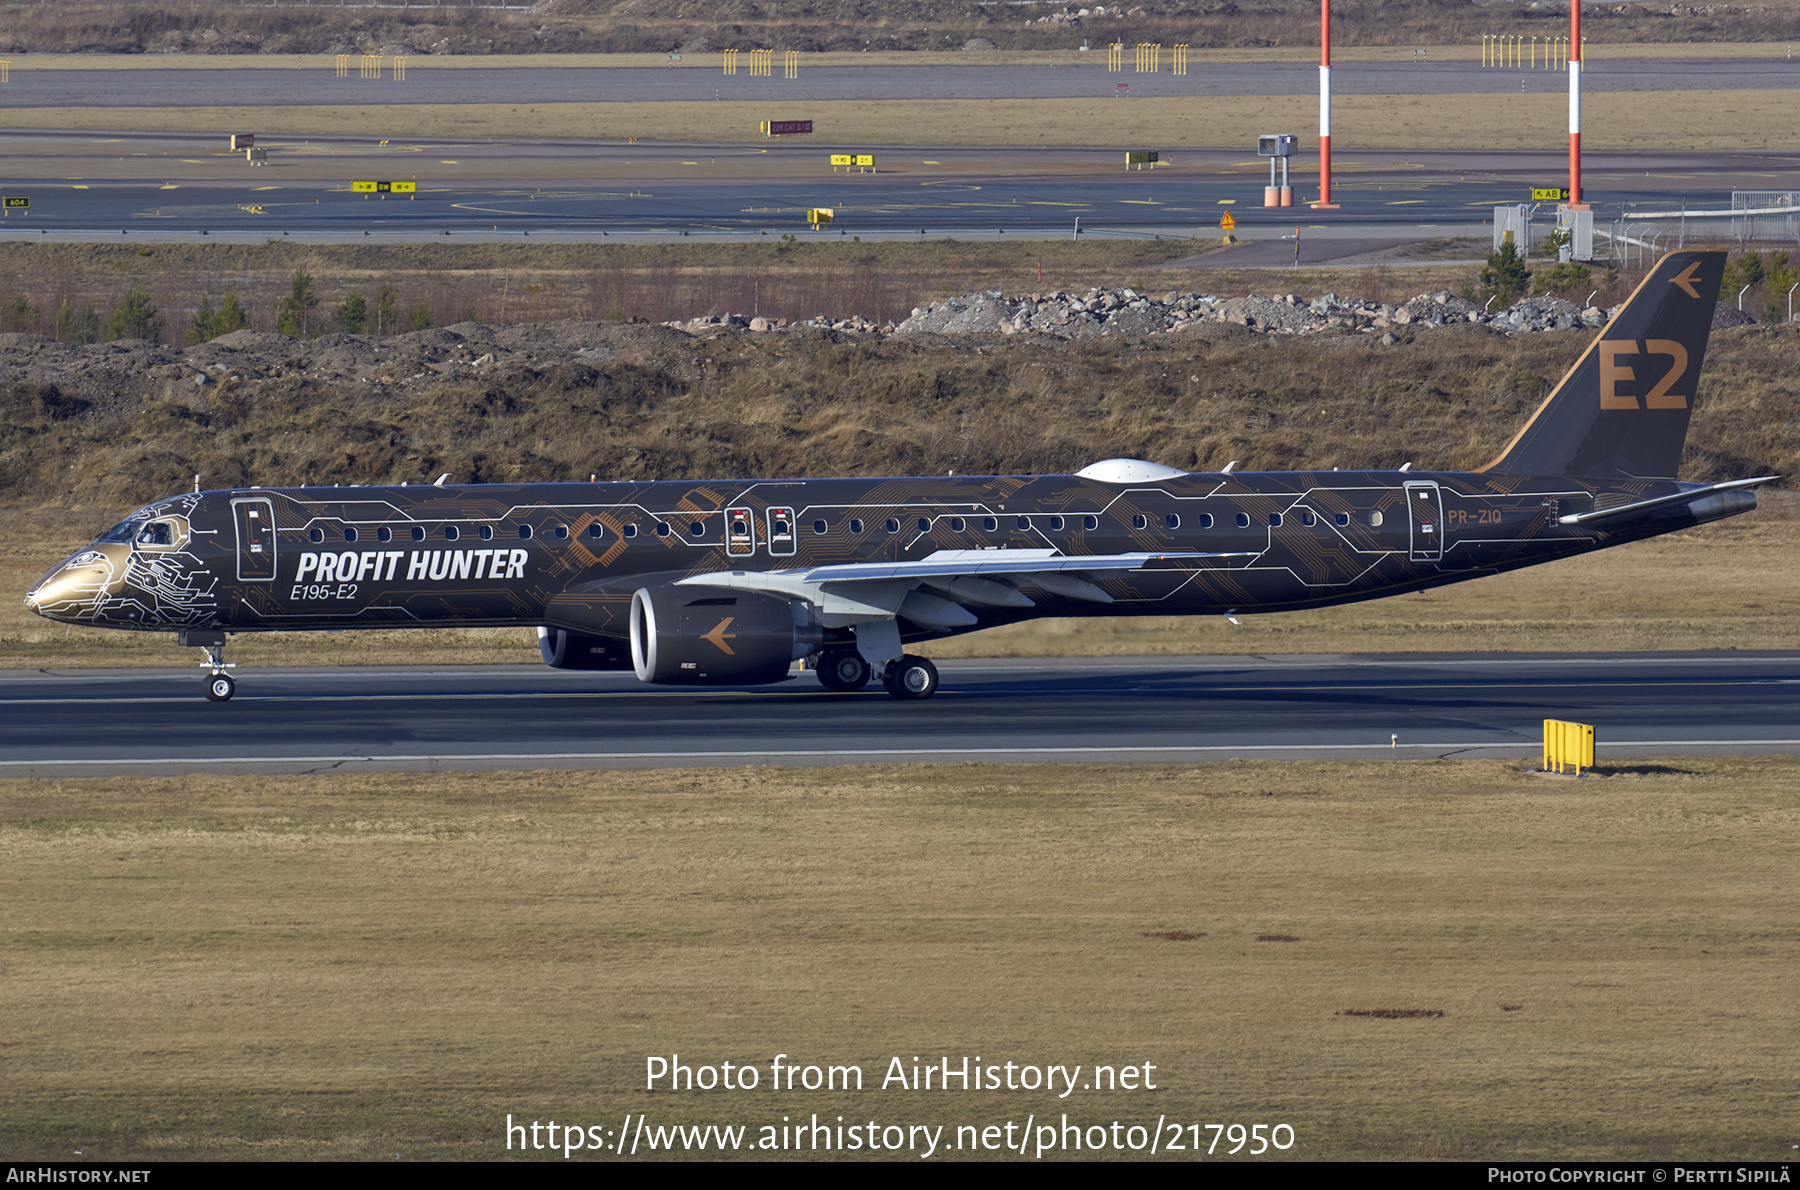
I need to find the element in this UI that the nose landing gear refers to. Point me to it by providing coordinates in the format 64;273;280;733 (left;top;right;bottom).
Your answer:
180;630;237;701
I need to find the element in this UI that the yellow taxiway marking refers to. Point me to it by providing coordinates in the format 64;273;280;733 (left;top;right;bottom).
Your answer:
1386;199;1426;205
921;160;941;164
159;183;179;190
1119;199;1162;205
252;185;280;191
1217;198;1236;204
440;159;460;164
70;184;89;189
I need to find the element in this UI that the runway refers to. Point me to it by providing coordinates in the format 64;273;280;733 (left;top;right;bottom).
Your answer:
5;652;1797;776
1;132;1793;241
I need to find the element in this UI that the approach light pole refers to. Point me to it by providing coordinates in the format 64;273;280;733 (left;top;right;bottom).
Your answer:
1316;0;1339;208
1568;0;1585;208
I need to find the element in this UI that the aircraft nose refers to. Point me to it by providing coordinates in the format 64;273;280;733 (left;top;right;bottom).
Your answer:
24;551;112;623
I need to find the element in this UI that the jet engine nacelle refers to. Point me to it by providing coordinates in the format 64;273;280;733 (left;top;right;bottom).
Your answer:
630;584;824;686
537;627;634;671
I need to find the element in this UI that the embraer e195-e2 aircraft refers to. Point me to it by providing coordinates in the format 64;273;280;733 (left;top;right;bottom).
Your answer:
26;251;1773;701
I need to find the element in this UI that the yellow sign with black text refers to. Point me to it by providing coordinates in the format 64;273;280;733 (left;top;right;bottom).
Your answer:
352;181;417;194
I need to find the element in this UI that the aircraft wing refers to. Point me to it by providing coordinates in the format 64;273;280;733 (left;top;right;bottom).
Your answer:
801;547;1247;582
675;548;1252;627
1557;476;1778;526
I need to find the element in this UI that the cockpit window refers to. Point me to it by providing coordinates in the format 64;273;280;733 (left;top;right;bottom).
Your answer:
98;517;149;543
136;521;175;546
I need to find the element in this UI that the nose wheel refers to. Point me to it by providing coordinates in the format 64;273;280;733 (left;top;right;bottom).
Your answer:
185;633;237;702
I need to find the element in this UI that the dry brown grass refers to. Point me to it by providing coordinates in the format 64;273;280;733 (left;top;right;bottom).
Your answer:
2;89;1792;151
2;758;1795;1159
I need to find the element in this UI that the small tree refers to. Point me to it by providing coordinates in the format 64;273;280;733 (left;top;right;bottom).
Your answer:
4;290;35;332
407;302;434;332
216;291;248;335
1481;238;1532;305
184;295;218;346
279;268;319;338
374;283;398;335
335;291;368;334
105;286;162;342
55;301;102;344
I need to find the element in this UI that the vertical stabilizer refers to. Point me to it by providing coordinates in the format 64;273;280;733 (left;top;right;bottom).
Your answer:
1480;249;1726;479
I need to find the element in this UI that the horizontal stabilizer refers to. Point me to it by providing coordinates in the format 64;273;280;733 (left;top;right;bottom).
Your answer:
1557;476;1778;526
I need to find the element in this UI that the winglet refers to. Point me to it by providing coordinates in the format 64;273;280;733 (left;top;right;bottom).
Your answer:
1479;250;1727;480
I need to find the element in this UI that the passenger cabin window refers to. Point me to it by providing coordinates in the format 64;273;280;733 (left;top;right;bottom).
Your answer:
377;526;393;543
517;525;531;540
1198;513;1214;529
554;525;568;540
344;527;358;543
309;527;324;544
688;521;705;538
949;517;966;533
624;523;639;538
1164;514;1180;530
885;518;900;534
1269;513;1282;527
1299;510;1316;527
849;518;864;534
1335;513;1350;527
917;518;931;533
587;523;605;539
813;519;828;535
1368;511;1384;527
445;526;460;541
982;517;998;532
1049;515;1065;531
655;522;670;537
479;525;494;541
1083;515;1099;531
411;526;426;541
1235;513;1250;528
1132;514;1148;530
1016;516;1030;532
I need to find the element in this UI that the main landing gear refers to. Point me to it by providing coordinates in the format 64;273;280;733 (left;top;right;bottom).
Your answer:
812;649;940;699
180;630;236;701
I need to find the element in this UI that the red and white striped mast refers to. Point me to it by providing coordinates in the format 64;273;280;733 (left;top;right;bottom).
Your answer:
1568;0;1585;207
1315;0;1338;208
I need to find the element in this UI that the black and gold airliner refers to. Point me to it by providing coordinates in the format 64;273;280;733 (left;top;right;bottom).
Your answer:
25;251;1774;701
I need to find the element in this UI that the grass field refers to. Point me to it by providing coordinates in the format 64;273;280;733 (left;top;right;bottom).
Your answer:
2;758;1795;1160
3;89;1792;152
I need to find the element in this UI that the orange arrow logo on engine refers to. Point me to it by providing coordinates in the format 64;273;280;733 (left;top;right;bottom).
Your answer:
702;617;737;654
1669;262;1703;298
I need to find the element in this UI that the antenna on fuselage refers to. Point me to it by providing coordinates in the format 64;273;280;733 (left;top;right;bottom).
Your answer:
1399;462;1412;471
1221;460;1238;474
434;473;450;486
193;473;200;493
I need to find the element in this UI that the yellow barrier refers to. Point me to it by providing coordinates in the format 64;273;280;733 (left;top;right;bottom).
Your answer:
1107;43;1123;72
723;48;738;76
2;61;12;84
361;54;383;80
751;49;773;77
785;50;799;79
1172;44;1188;76
335;54;351;78
807;208;834;226
393;55;407;82
1542;719;1596;775
1135;43;1160;73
